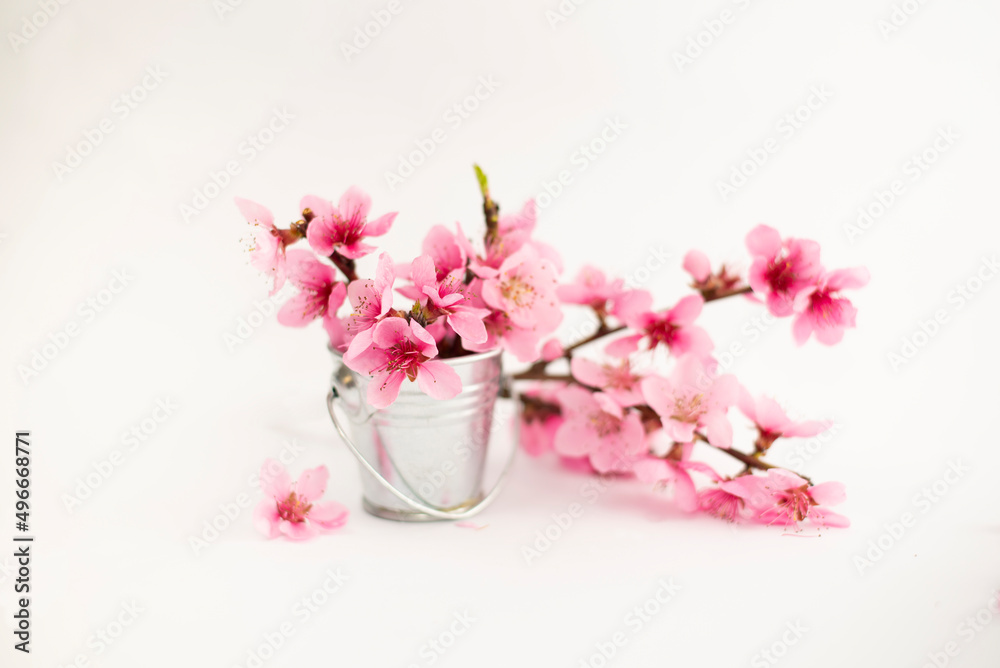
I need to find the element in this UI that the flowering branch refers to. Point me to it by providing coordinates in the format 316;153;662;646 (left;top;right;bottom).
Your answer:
238;168;865;530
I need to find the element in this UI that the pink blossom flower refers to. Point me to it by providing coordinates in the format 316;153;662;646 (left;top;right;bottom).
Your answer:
553;386;645;473
720;469;849;529
570;357;644;406
640;355;739;446
633;455;720;513
682;250;711;283
791;267;870;346
480;246;562;334
746;224;822;317
738;387;830;452
236;197;288;295
408;255;490;345
606;295;713;359
344;252;395;349
254;459;348;541
343;317;462;409
556;266;626;312
303;187;396;259
277;250;347;330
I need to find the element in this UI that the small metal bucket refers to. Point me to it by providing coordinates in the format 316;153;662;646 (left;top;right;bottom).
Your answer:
326;347;516;521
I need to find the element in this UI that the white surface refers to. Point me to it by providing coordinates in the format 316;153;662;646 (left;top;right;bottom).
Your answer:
2;0;999;666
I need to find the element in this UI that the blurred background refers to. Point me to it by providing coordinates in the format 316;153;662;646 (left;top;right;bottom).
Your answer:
1;0;998;666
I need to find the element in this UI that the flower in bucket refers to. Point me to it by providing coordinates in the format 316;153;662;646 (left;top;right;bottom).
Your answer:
239;165;867;530
254;459;349;540
344;316;462;409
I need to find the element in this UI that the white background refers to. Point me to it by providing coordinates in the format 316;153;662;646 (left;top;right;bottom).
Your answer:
2;0;999;666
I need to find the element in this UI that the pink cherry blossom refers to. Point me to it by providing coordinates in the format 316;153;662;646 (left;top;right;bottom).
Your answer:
556;266;626;312
738;387;830;452
408;255;490;345
720;469;849;529
304;186;396;259
254;459;349;541
606;294;713;359
236;197;288;295
633;455;721;513
481;246;562;335
553;386;645;473
791;267;870;346
344;252;396;350
570;357;644;406
277;250;347;330
640;355;739;446
746;224;822;317
682;250;711;283
343;317;461;409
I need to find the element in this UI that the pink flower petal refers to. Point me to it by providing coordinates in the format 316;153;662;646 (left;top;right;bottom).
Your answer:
808;481;846;506
299;194;334;219
339;241;377;259
416;360;462;400
367;370;405;409
279;519;319;541
605;333;643;357
235;197;274;229
682;250;711;282
258;458;292;499
826;267;870;291
253;500;282;539
668;295;704;325
338;186;372;223
296;465;329;503
745;224;782;257
364;211;397;237
309;501;350;530
372;317;410;348
701;410;733;447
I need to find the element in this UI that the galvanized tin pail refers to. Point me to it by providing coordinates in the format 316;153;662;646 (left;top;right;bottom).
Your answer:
326;347;516;521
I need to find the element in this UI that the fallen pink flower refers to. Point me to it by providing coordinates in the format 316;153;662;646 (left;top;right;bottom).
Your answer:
254;459;349;541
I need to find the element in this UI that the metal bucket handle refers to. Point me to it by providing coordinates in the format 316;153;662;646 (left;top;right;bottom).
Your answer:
326;383;518;521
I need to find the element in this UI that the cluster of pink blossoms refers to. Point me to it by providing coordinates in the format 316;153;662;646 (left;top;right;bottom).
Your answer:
240;170;866;531
237;176;562;410
518;225;867;530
